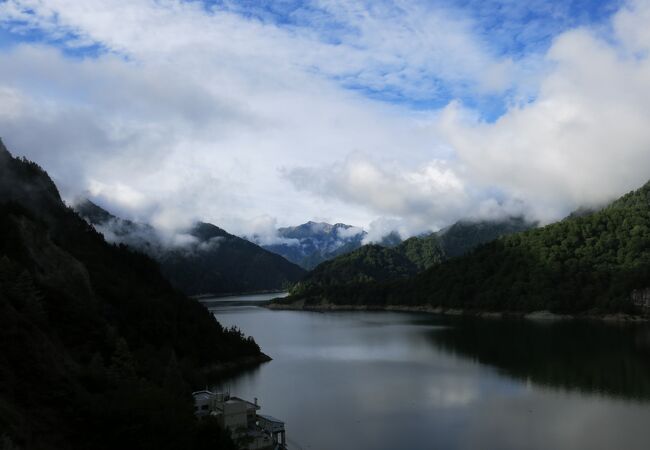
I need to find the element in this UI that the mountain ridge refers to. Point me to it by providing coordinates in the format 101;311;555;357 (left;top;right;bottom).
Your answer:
75;199;306;296
256;221;367;270
280;180;650;315
291;216;534;294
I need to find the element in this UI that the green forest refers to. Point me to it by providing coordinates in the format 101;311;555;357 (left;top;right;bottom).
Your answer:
285;181;650;315
292;217;532;295
0;142;260;449
75;200;306;296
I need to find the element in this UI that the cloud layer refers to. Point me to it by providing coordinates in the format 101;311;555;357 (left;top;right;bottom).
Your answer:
0;0;649;239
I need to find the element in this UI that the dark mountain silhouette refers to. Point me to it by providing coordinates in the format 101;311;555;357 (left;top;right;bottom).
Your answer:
292;217;533;293
283;181;650;315
76;200;306;296
0;139;258;449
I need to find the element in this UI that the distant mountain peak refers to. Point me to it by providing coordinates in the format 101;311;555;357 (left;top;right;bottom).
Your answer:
263;220;369;269
74;198;117;224
280;221;362;237
191;221;232;240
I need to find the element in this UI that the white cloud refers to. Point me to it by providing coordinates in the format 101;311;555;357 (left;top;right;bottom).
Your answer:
336;225;365;239
303;0;517;97
0;0;515;98
235;215;300;247
437;0;650;222
285;153;472;234
0;36;448;235
1;0;650;242
363;217;406;244
286;0;650;229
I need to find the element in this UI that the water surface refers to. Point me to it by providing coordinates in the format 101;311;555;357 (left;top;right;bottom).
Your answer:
207;295;650;450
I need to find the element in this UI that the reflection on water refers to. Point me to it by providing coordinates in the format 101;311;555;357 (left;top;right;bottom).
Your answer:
208;298;650;450
428;316;650;400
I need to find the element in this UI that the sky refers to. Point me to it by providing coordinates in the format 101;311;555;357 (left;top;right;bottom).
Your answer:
1;0;649;242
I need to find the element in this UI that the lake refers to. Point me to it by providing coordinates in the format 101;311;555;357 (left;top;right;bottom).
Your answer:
206;293;650;450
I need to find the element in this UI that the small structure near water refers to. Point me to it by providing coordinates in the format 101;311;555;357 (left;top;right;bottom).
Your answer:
193;390;287;450
632;288;650;310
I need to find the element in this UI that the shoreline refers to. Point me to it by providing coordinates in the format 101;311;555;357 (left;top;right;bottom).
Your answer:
266;300;648;323
192;290;288;300
202;353;273;376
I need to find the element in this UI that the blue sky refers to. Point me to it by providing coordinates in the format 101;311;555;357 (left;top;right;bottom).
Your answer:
205;0;621;53
0;0;649;240
214;0;622;119
193;0;622;117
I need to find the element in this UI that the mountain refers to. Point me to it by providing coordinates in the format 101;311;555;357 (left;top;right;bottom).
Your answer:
0;140;259;449
258;221;367;270
376;230;404;248
292;218;533;294
282;182;650;315
292;233;444;292
291;244;422;290
436;217;533;258
76;200;306;296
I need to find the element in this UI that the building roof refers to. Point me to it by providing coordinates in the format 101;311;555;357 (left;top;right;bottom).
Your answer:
258;414;284;425
230;396;261;410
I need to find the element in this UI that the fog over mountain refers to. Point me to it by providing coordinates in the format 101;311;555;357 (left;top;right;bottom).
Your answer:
75;199;305;295
1;1;650;241
247;221;366;270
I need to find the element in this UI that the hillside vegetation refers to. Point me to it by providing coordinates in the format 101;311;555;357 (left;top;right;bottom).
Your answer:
76;200;306;296
292;218;531;295
284;183;650;314
0;140;259;449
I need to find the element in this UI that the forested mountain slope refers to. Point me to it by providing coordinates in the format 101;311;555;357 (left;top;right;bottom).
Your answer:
283;181;650;315
436;217;533;258
76;200;306;296
0;139;259;449
292;218;531;294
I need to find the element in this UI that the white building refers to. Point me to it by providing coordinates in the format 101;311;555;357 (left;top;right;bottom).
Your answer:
192;390;286;450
